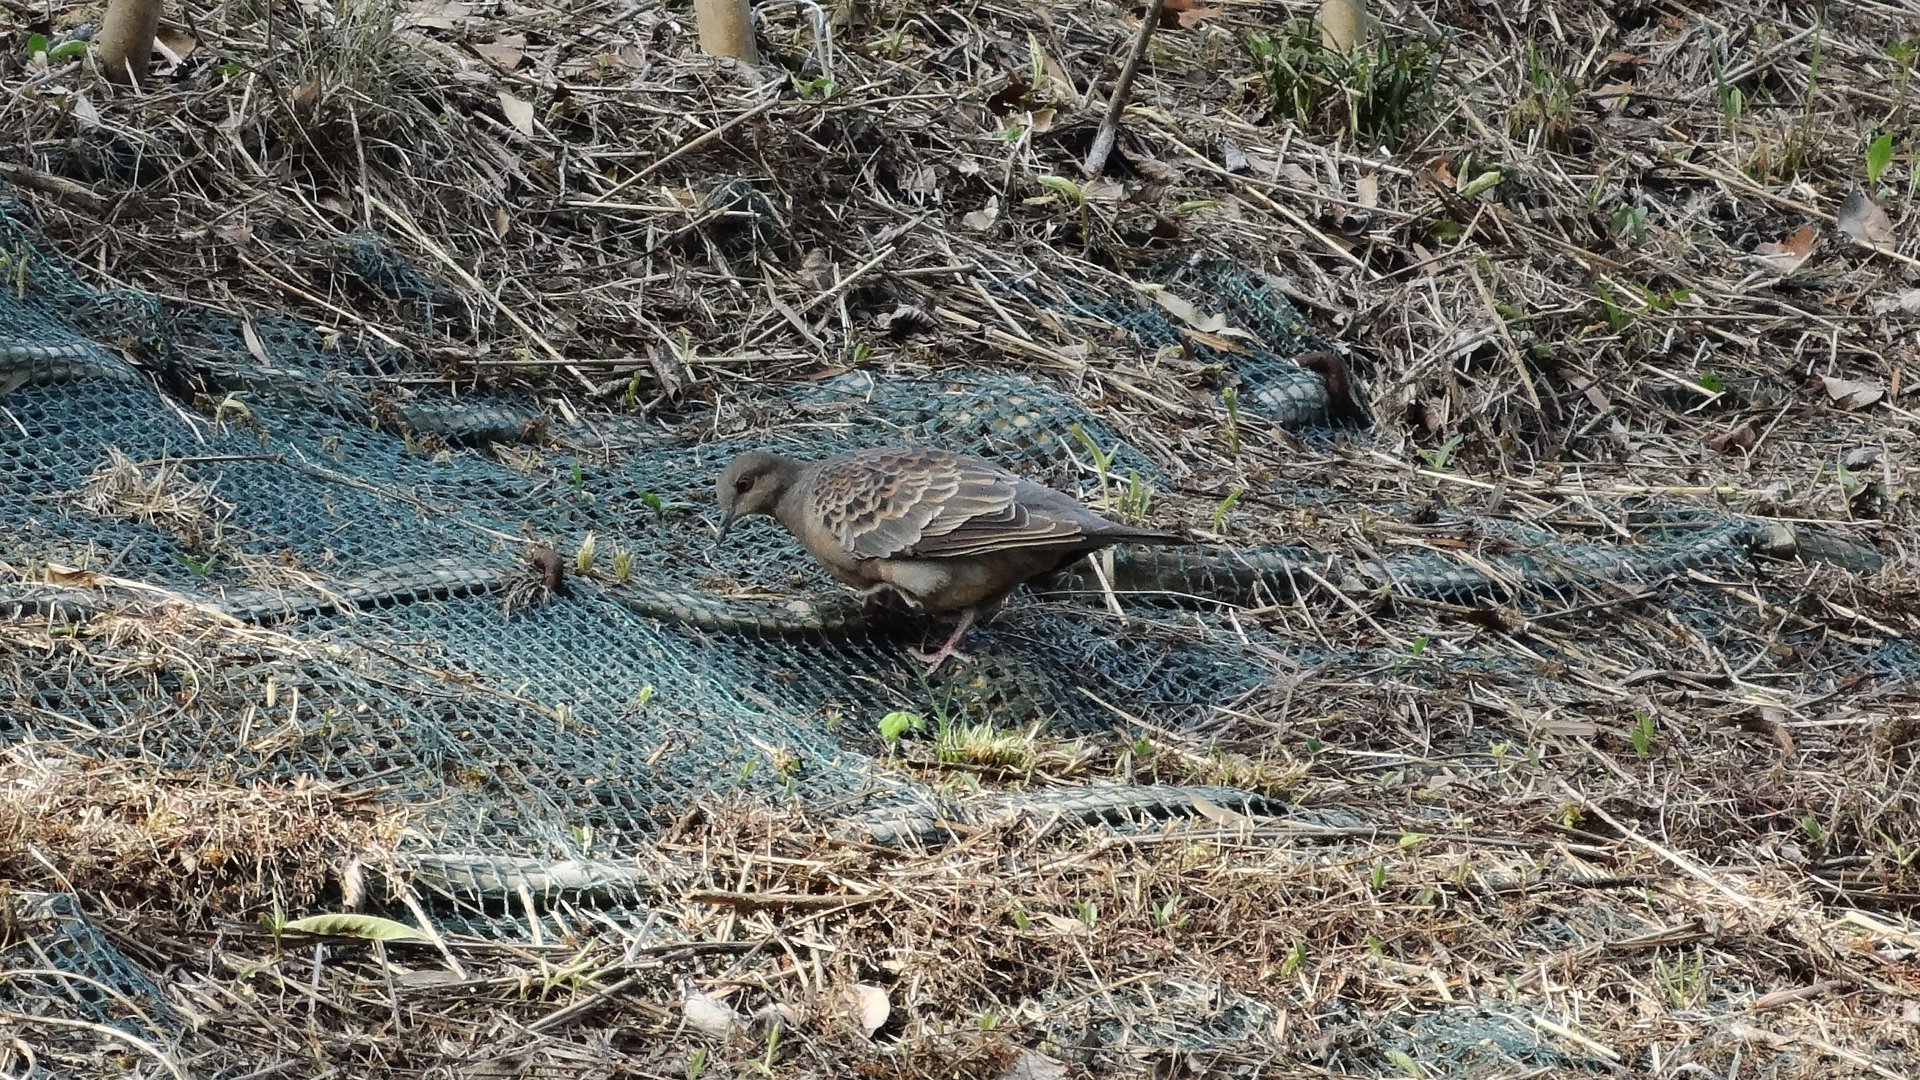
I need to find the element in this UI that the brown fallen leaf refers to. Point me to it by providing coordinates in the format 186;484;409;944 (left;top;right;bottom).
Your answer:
1592;80;1633;111
1835;188;1894;252
473;35;527;70
1815;374;1885;409
985;70;1030;116
1294;350;1361;418
154;26;197;62
44;564;104;588
1160;0;1225;28
1118;146;1182;183
291;76;323;113
1705;420;1759;454
1409;241;1439;277
1752;223;1818;275
1184;329;1253;353
798;247;833;291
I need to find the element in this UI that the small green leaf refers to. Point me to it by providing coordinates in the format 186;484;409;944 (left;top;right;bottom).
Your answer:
1209;488;1244;532
1697;371;1726;394
1867;132;1894;184
878;710;923;742
1035;174;1086;205
1457;170;1503;198
1280;936;1307;976
1174;199;1223;214
282;914;428;942
1384;1048;1423;1077
1799;813;1824;843
26;33;48;60
48;39;89;62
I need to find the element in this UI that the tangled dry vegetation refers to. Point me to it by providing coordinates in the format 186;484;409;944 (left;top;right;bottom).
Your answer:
3;0;1920;1076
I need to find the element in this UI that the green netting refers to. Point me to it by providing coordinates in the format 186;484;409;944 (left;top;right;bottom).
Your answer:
0;891;185;1062
0;187;1909;1071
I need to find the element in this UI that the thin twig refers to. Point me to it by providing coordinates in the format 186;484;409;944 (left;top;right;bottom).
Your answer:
1083;0;1168;177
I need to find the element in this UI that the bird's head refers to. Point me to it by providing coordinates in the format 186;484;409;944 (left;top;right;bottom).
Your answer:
714;451;802;544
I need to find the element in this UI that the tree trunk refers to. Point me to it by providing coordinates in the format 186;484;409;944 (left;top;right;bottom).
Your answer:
694;0;759;64
96;0;164;85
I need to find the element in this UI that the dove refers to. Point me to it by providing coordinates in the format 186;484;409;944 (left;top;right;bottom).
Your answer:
714;446;1187;672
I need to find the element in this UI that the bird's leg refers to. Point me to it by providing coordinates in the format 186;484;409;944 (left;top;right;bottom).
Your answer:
907;608;976;675
852;581;921;611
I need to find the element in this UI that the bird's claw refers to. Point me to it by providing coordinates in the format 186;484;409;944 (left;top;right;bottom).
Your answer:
907;643;973;675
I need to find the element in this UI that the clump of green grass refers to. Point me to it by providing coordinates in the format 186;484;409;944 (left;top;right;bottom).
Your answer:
1243;21;1449;150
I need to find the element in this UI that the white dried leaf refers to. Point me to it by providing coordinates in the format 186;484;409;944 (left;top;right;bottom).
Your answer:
1870;289;1920;315
1188;791;1252;827
1221;137;1250;174
240;319;272;366
1144;286;1221;332
682;991;743;1039
1836;189;1894;251
1842;445;1884;470
997;1049;1069;1080
70;92;102;129
844;983;890;1039
962;197;1000;231
1816;374;1885;410
498;91;536;137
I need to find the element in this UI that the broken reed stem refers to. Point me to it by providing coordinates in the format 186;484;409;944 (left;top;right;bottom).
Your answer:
1083;0;1167;177
694;0;760;64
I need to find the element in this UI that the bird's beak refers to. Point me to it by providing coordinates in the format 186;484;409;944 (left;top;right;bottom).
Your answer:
715;511;736;546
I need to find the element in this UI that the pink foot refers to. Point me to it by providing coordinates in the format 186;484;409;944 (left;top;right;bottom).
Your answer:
907;610;976;675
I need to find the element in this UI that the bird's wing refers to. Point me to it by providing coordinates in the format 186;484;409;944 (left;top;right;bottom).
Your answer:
816;449;1089;561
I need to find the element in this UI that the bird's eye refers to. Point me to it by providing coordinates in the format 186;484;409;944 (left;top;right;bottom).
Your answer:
733;477;753;494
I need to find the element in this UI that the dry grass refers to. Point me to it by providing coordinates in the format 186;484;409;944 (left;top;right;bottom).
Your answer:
71;446;228;552
3;0;1920;1076
0;743;402;917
